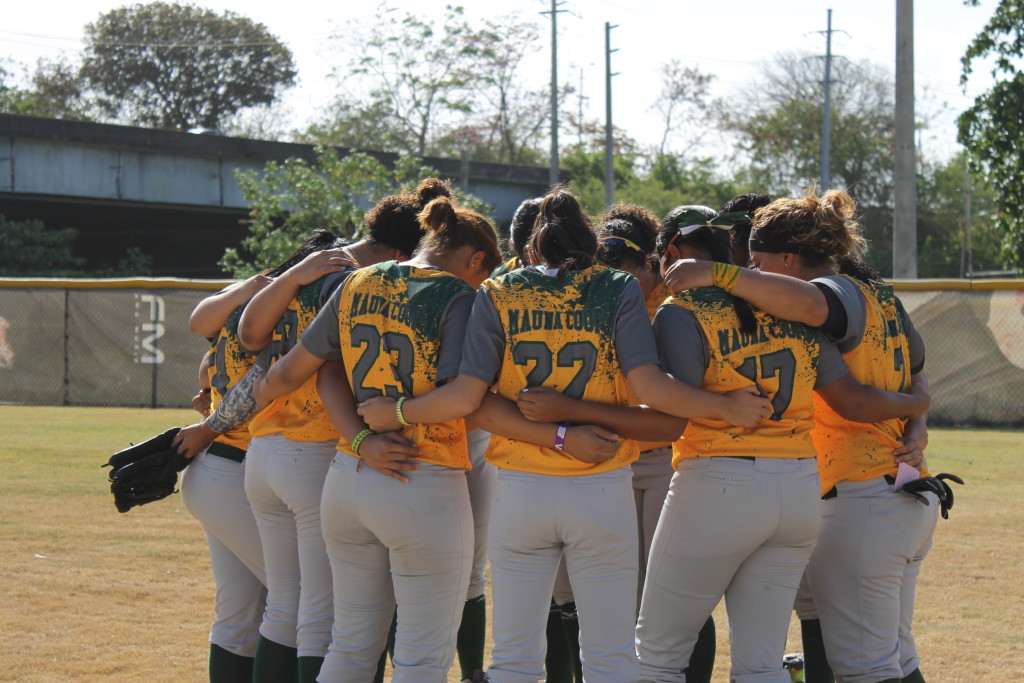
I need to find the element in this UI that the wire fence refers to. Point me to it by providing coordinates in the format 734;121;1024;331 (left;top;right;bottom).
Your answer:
0;278;1021;426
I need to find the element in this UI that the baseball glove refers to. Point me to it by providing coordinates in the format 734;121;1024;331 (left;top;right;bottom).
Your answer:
103;427;191;513
899;472;964;519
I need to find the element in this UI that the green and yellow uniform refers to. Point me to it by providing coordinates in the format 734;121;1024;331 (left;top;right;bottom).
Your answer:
336;262;473;469
206;304;255;452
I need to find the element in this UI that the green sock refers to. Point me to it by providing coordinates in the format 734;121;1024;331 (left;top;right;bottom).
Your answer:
558;601;583;683
252;636;298;683
208;644;254;683
683;615;716;683
457;595;487;678
544;599;574;682
800;619;835;683
297;656;323;683
902;668;927;683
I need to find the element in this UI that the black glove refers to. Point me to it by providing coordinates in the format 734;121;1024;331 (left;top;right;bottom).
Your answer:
103;427;191;513
900;473;964;519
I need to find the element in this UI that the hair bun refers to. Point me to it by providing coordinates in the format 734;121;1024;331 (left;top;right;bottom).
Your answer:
420;196;456;233
416;177;453;205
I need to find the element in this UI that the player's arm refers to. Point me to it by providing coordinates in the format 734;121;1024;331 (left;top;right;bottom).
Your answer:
189;274;272;338
470;392;620;464
662;259;829;327
238;249;353;351
252;343;324;407
813;340;930;422
516;386;685;442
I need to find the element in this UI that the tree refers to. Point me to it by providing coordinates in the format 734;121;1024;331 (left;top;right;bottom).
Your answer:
957;0;1024;270
651;60;715;157
330;5;482;156
0;214;85;276
0;58;91;119
80;2;296;130
720;52;896;207
224;147;491;277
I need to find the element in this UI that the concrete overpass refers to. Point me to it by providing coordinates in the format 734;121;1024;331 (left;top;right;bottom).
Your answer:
0;114;553;277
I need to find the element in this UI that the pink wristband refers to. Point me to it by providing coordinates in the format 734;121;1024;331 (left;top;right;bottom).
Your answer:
554;423;569;451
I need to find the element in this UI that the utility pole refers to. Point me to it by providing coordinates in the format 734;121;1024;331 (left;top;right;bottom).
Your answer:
543;0;567;187
963;156;973;278
893;0;918;278
819;9;835;191
578;67;584;147
604;22;619;208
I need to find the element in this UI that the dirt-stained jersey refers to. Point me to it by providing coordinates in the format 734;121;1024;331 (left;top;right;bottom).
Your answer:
811;276;921;492
482;265;641;475
248;273;346;442
206;304;256;451
663;287;826;465
490;256;520;279
337;262;473;469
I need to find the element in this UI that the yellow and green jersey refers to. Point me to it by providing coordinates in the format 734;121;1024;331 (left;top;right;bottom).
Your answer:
661;287;828;466
482;265;642;475
811;276;921;492
490;256;521;279
337;262;473;469
206;304;255;451
249;273;345;442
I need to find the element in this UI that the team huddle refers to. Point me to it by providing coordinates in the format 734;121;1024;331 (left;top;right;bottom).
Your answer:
169;178;954;683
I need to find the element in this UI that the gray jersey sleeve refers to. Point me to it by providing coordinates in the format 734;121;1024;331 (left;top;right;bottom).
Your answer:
459;288;506;386
435;292;475;384
651;304;709;388
614;280;662;374
814;337;851;389
300;273;353;361
812;275;867;352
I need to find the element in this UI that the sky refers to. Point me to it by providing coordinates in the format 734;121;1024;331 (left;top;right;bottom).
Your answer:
0;0;1000;163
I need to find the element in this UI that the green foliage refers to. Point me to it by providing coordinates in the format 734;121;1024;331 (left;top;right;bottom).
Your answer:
81;1;296;130
0;214;85;276
957;0;1024;271
223;147;490;277
721;52;895;208
0;58;90;119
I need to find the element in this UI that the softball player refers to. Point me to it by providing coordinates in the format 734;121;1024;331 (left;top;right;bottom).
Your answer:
666;190;935;683
357;187;772;682
180;233;354;683
635;203;931;683
250;194;501;682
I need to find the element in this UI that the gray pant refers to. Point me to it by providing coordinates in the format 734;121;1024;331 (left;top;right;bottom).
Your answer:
636;457;821;683
632;447;674;612
801;477;938;683
487;467;639;683
466;429;497;600
181;448;267;657
317;453;472;683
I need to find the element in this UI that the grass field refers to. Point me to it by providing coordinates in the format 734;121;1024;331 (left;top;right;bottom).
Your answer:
0;405;1021;682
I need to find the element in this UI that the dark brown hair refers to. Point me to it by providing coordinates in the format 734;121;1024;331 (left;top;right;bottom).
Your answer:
417;196;502;273
752;188;866;268
363;177;453;257
596;202;659;271
529;185;597;279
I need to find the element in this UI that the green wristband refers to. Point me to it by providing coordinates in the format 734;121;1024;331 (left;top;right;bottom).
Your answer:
396;396;413;426
351;428;373;455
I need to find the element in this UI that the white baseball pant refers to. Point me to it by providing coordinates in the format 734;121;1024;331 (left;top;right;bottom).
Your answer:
632;446;674;611
803;477;939;683
181;446;267;657
244;434;335;657
487;467;639;683
466;429;497;601
317;453;473;683
636;456;821;683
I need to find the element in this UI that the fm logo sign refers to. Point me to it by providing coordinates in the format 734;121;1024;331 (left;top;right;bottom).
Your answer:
134;294;165;364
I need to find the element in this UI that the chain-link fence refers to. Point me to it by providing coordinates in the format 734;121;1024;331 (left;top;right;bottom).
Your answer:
0;278;1021;426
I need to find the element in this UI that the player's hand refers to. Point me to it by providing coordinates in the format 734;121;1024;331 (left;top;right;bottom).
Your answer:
173;420;219;459
191;388;212;416
720;386;772;428
357;397;402;433
562;425;620;463
906;374;931;419
661;258;713;293
358;432;421;483
239;273;274;297
284;248;356;285
894;418;929;471
517;386;576;423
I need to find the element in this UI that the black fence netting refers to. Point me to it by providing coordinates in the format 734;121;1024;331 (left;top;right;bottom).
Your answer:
0;279;1021;426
